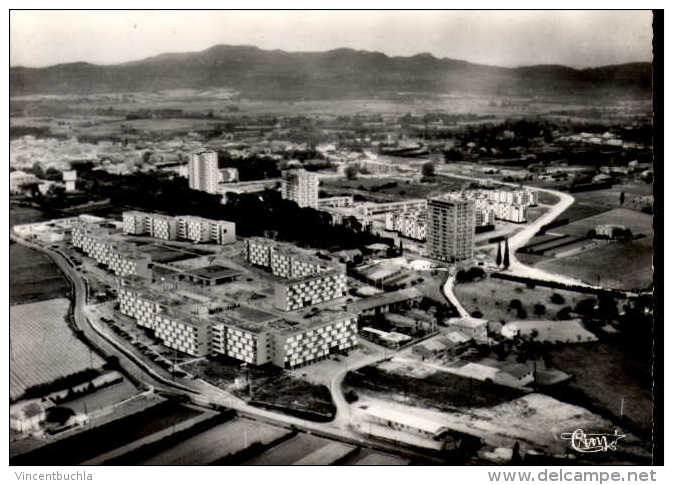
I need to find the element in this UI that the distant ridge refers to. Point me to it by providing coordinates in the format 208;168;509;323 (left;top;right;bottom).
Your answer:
10;44;652;99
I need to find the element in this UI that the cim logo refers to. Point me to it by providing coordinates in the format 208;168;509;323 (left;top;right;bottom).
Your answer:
560;429;626;453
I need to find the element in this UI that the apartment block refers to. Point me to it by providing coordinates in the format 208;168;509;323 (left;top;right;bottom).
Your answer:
177;216;236;245
72;223;151;278
281;168;319;208
357;199;427;218
317;196;354;208
274;270;348;311
245;237;347;310
385;211;426;241
475;207;496;227
189;151;219;194
116;280;357;366
426;195;475;263
271;313;358;368
122;211;236;245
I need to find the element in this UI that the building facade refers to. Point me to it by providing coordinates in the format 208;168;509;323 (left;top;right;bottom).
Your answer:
117;282;357;366
281;169;319;208
72;223;151;278
426;195;475;263
189;151;219;194
246;237;347;311
123;211;236;245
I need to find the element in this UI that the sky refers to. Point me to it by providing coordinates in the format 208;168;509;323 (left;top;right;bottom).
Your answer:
10;10;653;69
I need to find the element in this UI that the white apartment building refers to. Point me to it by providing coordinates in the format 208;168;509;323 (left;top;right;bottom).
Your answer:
10;170;38;193
274;270;348;311
117;282;357;366
72;223;151;278
426;195;475;263
385;211;426;241
122;211;236;245
246;237;347;311
317;196;354;208
357;199;427;218
281;169;319;208
189;151;219;194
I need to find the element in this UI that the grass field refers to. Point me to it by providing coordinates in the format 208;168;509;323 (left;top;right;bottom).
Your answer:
10;243;70;305
544;341;653;438
140;417;292;465
10;298;105;400
241;434;333;465
345;364;524;412
559;208;653;238
182;358;336;419
535;237;653;290
322;175;466;202
453;277;586;322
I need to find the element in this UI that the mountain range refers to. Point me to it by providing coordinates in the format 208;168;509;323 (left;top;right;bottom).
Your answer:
10;45;652;99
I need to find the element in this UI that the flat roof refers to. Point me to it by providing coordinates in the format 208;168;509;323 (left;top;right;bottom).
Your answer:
186;265;241;280
447;317;489;329
361;403;448;435
346;287;422;314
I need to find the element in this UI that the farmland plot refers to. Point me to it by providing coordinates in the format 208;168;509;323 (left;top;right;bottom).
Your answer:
10;298;104;399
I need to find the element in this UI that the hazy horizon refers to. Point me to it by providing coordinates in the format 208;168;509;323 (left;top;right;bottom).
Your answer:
10;10;653;69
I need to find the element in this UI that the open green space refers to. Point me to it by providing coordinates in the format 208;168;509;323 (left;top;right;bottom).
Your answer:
544;341;653;440
535;237;653;290
559;208;653;238
345;364;524;413
10;243;70;305
322;175;467;202
454;277;586;322
182;357;336;420
10;298;105;400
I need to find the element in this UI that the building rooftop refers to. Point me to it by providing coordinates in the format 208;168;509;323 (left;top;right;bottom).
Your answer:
360;403;449;436
346;287;423;314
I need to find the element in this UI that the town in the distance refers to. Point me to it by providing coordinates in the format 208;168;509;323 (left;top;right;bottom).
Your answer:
10;59;654;465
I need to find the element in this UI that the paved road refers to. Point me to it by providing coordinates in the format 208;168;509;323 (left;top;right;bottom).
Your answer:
11;235;198;396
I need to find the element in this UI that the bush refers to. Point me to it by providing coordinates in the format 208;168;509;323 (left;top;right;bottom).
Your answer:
533;303;546;316
509;299;523;310
344;390;359;403
550;293;565;305
557;306;573;320
45;406;75;425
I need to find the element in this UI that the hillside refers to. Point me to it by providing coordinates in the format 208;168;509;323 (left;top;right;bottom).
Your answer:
10;45;652;99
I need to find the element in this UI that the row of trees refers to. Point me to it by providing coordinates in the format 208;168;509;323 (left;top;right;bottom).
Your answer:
495;239;511;269
75;169;386;250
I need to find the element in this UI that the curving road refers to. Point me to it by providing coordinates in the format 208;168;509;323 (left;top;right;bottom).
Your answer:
11;235;198;395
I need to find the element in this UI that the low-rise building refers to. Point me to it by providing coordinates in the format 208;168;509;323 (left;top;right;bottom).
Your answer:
446;316;489;343
10;400;45;433
10;170;38;193
318;196;354;208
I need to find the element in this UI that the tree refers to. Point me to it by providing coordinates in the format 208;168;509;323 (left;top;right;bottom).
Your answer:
509;299;523;311
345;164;359;180
495;241;502;267
550;293;565;305
503;238;511;270
557;306;573;320
421;162;435;177
46;406;75;425
574;298;598;317
533;303;546;316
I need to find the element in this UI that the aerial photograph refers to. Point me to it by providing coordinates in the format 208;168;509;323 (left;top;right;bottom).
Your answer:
9;9;658;470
